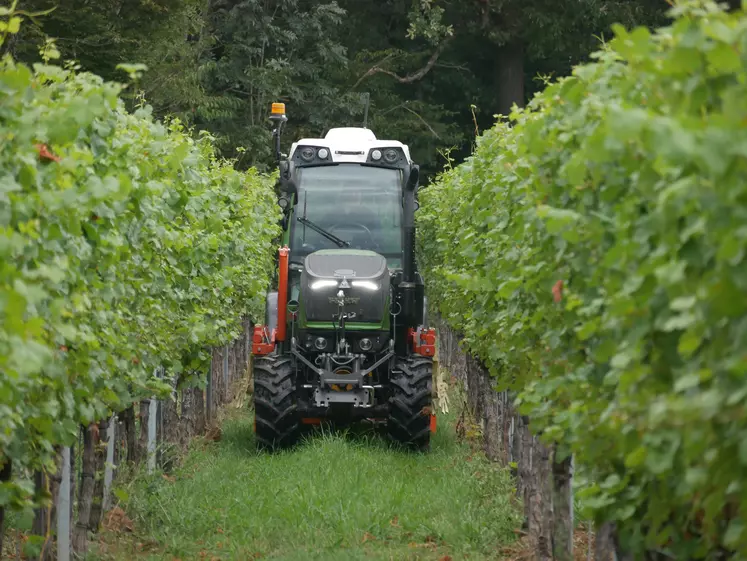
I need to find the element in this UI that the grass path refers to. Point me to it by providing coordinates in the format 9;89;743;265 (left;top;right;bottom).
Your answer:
96;405;521;560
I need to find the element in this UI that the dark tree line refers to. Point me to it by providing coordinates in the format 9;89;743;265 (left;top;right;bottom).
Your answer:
9;0;676;178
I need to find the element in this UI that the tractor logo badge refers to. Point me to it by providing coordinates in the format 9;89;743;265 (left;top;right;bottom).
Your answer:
329;296;359;304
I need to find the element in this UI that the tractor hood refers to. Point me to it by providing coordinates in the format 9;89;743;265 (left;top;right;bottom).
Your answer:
301;249;390;325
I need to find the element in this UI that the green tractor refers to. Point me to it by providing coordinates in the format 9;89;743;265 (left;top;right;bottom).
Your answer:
251;103;436;452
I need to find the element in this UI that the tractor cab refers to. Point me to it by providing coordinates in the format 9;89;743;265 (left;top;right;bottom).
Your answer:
279;127;413;272
251;103;435;453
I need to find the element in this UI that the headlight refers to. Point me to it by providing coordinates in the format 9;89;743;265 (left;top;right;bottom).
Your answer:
311;279;338;290
351;280;378;291
317;148;329;159
371;149;382;161
359;338;373;351
314;337;328;350
300;147;315;161
383;149;398;163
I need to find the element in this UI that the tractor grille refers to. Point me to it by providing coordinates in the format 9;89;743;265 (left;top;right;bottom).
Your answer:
301;250;390;324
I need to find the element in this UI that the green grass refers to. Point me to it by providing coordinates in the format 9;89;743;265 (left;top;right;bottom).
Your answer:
101;407;521;560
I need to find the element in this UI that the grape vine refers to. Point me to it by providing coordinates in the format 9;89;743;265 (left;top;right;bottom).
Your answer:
418;1;747;556
0;17;280;513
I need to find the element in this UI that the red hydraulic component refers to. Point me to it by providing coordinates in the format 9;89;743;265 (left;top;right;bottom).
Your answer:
276;246;290;342
408;326;437;357
252;325;276;355
430;414;437;433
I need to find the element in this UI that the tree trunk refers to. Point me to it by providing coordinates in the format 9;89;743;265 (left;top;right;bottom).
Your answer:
32;470;51;560
551;450;573;561
68;444;75;550
31;451;64;561
595;522;616;561
89;420;109;533
518;417;532;529
163;386;180;447
0;460;11;555
73;425;96;555
162;381;181;472
496;41;525;118
181;387;194;446
194;386;206;436
138;400;150;464
481;372;502;462
122;405;137;463
215;349;225;406
529;436;554;561
613;530;635;561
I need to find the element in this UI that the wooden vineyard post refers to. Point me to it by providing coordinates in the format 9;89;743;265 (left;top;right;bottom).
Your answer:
0;460;11;555
73;425;95;555
57;447;71;561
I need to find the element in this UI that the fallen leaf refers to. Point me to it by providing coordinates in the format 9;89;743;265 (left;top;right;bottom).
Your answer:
102;506;134;533
361;532;376;543
205;426;222;441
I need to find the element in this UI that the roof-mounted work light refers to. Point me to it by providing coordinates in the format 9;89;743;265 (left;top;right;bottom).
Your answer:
269;102;288;165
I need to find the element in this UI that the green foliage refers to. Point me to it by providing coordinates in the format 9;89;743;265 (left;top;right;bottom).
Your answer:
6;0;671;181
201;0;361;170
0;12;280;512
418;0;747;556
10;0;214;120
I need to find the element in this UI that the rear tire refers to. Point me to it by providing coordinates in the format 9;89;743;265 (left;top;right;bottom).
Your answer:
387;355;433;452
253;355;300;452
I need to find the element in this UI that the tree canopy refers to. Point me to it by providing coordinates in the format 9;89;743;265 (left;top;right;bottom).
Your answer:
8;0;674;178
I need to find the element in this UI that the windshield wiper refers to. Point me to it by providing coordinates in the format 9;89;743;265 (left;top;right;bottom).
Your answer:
297;216;350;248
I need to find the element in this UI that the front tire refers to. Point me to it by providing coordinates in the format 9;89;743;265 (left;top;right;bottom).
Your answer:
387;355;433;452
253;355;300;452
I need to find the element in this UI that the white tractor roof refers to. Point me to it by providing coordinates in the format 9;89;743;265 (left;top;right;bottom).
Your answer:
289;127;411;163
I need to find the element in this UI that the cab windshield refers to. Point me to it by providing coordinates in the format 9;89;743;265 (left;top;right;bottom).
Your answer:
290;165;403;268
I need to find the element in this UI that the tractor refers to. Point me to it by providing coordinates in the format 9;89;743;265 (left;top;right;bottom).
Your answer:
251;102;436;452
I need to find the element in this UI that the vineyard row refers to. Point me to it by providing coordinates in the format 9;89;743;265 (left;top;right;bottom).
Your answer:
417;2;747;558
0;24;280;557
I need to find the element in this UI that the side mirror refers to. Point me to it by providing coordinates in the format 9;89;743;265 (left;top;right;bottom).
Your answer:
279;176;298;197
279;160;290;179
